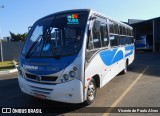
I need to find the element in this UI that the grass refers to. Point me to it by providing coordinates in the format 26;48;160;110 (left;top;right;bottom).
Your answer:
0;61;15;71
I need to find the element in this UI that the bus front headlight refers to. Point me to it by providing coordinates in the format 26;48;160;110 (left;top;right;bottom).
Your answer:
69;71;76;78
61;67;77;83
63;74;69;80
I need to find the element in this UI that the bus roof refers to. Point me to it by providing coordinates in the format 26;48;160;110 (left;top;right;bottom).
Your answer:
90;10;132;29
40;9;90;20
39;9;132;29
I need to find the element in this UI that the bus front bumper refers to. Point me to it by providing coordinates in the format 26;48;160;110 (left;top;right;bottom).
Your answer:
18;75;84;103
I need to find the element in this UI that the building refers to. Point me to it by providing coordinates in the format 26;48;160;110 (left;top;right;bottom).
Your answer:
129;18;160;52
3;37;12;42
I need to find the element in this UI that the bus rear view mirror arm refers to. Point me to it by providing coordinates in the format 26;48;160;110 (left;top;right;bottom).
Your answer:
89;16;97;21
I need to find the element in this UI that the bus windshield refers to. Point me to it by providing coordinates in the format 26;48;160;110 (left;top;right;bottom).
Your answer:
22;12;88;58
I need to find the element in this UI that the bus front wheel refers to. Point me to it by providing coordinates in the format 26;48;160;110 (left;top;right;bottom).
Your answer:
85;78;96;105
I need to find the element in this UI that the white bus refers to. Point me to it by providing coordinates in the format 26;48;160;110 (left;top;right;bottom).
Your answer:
18;9;134;104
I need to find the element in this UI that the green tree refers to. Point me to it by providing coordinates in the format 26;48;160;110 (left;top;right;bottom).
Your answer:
9;31;27;42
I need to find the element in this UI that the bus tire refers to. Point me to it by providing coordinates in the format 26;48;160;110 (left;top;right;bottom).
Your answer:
121;61;128;74
85;78;96;105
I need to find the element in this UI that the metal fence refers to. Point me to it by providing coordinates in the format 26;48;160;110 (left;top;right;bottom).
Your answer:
0;42;24;61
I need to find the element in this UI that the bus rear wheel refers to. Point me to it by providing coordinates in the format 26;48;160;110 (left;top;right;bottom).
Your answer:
85;78;96;105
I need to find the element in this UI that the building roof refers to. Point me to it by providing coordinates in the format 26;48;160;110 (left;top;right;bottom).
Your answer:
130;16;160;26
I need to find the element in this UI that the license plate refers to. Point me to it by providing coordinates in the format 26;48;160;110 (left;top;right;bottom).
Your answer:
34;93;46;99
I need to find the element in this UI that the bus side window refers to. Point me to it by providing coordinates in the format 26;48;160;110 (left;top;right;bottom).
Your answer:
92;22;101;49
87;30;94;50
100;24;109;47
109;20;114;33
119;35;125;46
120;26;123;35
127;37;132;44
110;35;119;47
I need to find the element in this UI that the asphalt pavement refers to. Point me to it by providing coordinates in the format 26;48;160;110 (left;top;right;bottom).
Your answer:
0;51;160;116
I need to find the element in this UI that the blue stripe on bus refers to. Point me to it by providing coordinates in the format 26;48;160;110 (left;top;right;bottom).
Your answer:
125;45;134;57
112;50;124;63
100;45;134;66
99;48;123;66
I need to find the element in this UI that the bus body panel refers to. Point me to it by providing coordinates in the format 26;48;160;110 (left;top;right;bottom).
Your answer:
18;47;85;102
85;44;134;89
19;46;83;82
18;75;84;103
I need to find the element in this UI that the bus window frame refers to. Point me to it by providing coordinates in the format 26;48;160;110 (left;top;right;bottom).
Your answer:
86;15;110;52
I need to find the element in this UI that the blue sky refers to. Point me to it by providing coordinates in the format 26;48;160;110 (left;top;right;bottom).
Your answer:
0;0;160;37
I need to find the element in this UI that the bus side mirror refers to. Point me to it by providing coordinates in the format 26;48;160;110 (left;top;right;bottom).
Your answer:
28;26;32;32
94;20;100;32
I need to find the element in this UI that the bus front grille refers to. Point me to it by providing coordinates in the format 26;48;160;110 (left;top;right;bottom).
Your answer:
30;86;53;95
25;73;58;83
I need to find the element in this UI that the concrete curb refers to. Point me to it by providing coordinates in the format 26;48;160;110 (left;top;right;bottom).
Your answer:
0;68;18;75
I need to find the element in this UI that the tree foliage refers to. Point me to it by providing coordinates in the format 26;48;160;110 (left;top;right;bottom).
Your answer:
9;31;27;42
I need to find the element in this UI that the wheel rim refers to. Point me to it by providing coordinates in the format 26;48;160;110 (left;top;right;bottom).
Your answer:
87;81;95;101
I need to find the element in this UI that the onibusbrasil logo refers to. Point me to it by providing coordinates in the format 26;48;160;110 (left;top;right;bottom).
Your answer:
67;14;79;24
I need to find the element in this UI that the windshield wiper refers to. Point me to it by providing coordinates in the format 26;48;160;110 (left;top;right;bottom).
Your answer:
37;16;61;59
25;35;43;59
41;27;61;59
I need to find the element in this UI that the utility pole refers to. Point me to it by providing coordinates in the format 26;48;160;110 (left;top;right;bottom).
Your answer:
0;5;4;62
